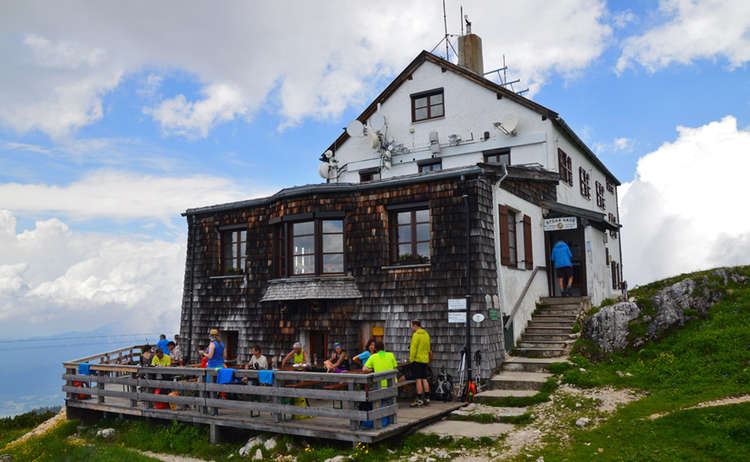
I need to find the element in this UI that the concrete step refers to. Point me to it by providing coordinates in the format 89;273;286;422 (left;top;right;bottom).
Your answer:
489;371;552;390
527;321;576;329
517;340;572;349
476;389;539;399
502;357;570;373
521;333;576;341
531;315;577;323
525;327;575;335
540;296;589;305
535;308;581;316
514;347;568;358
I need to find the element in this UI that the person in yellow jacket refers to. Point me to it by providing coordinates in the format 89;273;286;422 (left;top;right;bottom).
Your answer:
409;319;431;407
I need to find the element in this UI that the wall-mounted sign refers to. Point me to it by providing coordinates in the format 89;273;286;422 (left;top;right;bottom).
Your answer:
472;313;485;323
488;310;499;321
544;216;577;231
448;298;467;310
448;311;466;323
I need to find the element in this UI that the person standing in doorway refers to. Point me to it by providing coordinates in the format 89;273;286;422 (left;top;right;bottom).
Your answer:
551;240;574;296
199;329;226;368
409;319;431;407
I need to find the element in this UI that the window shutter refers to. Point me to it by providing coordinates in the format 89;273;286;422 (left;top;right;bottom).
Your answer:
522;215;533;270
498;205;510;266
611;262;617;290
211;228;221;275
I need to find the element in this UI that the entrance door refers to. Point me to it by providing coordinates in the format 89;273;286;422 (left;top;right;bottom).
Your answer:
309;331;328;365
220;330;239;362
545;227;586;297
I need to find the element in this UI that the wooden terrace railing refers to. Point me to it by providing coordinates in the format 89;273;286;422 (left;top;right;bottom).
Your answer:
62;346;399;439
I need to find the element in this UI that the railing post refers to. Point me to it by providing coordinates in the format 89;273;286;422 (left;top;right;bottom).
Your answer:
273;375;282;422
130;369;138;408
348;381;358;430
65;366;75;401
388;372;397;425
97;369;105;404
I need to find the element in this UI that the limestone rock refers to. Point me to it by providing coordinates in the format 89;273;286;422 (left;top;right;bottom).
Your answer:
0;454;13;462
252;448;263;461
648;278;721;337
239;435;263;457
264;437;277;451
575;417;590;428
96;428;115;438
324;456;349;462
583;301;640;352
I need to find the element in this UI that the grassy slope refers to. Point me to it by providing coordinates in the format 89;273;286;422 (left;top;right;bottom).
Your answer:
0;409;57;448
520;265;750;461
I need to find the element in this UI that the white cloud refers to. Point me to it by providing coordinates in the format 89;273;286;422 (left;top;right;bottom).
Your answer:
0;170;260;222
0;210;184;337
593;136;633;153
2;1;612;138
4;141;52;155
612;10;636;29
617;0;750;73
613;137;632;151
620;116;750;285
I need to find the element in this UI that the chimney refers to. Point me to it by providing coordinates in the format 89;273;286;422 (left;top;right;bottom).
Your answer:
458;22;484;75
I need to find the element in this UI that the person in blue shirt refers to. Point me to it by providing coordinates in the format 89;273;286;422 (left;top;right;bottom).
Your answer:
156;334;170;355
199;329;226;368
550;240;574;297
352;338;376;369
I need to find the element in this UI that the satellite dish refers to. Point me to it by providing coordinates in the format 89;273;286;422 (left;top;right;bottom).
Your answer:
345;120;365;137
323;149;334;160
370;114;386;131
498;113;519;135
368;130;380;149
318;163;332;179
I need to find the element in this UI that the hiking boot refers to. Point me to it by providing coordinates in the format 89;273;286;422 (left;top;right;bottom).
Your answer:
423;397;430;406
409;399;423;408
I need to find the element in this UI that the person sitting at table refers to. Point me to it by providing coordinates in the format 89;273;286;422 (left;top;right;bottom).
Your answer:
151;347;171;367
324;342;350;372
281;342;308;368
362;341;398;387
170;337;183;366
140;344;154;367
351;338;376;369
245;345;268;370
199;329;226;368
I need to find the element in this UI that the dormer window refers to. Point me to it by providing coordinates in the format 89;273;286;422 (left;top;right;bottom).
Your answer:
411;88;444;122
483;148;511;166
359;167;380;183
418;158;442;173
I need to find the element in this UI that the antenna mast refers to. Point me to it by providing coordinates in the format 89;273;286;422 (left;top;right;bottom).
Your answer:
443;0;449;59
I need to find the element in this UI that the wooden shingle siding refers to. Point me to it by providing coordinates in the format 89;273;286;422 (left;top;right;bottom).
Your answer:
179;173;555;378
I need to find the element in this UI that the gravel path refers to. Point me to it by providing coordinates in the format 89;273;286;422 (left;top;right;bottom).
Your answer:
647;394;750;420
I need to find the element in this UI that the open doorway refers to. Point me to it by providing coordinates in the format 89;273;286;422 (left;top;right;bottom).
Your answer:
219;330;239;363
308;331;328;365
545;227;586;297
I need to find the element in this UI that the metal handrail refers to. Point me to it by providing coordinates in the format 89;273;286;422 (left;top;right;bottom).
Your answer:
504;265;547;329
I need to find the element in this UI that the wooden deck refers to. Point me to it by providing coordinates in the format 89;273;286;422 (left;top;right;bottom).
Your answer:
62;346;464;443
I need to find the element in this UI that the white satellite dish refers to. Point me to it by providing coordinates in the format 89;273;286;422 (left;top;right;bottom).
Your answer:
370;114;386;131
318;163;332;179
323;149;334;160
368;129;380;149
497;113;519;135
345;120;365;137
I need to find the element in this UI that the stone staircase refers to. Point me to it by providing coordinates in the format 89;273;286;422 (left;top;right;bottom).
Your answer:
482;296;590;398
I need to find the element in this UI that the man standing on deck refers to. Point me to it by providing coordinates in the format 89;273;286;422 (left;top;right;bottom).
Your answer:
409;319;431;407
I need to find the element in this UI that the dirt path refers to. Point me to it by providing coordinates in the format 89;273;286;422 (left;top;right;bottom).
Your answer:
647;394;750;420
132;449;213;462
3;408;67;449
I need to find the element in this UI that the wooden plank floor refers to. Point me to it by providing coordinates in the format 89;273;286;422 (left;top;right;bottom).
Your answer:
67;386;464;443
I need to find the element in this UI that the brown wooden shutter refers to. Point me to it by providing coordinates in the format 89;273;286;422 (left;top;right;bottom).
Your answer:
611;262;617;289
211;227;221;275
498;205;510;266
522;215;533;270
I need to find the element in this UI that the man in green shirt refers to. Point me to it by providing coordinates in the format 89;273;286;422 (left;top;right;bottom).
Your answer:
409;319;431;407
151;348;172;367
362;341;398;388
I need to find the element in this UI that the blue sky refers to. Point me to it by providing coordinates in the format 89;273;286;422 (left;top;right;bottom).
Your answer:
1;0;750;339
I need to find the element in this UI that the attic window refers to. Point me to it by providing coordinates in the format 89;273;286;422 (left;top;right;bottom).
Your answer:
411;88;444;122
418;158;442;173
558;149;573;187
483;148;511;166
359;167;380;183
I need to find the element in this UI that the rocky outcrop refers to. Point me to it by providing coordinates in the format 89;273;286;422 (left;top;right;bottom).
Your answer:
583;268;746;353
582;302;640;353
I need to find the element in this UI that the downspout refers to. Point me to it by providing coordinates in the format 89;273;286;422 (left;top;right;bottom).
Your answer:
615;185;625;297
186;214;198;364
492;164;509;312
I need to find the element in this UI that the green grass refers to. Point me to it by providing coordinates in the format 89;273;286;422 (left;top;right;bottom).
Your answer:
0;408;58;448
2;420;158;462
518;265;750;460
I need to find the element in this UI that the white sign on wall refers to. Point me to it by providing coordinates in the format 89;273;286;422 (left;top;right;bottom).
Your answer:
448;311;467;323
544;216;577;231
448;298;467;310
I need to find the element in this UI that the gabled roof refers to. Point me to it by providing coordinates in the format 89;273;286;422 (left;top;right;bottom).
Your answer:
323;50;620;186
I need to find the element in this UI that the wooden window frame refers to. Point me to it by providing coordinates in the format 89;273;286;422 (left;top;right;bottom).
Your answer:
418;158;442;173
595;181;606;209
558;149;573;186
391;207;431;265
277;219;345;277
483;148;511;166
606;180;615;194
411;88;445;123
498;205;519;268
579;167;591;199
220;229;246;274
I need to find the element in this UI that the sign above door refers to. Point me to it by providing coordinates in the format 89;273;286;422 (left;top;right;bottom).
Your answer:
544;216;577;231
